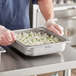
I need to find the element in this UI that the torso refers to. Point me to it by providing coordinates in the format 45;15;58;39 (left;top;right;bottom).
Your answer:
0;0;30;30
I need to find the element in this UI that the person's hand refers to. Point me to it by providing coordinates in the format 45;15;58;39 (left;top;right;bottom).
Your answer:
45;19;64;36
0;25;16;46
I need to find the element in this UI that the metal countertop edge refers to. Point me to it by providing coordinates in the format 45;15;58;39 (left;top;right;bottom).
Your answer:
0;61;76;76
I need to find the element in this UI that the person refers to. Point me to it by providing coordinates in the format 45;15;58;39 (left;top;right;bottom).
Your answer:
0;1;64;76
0;0;64;46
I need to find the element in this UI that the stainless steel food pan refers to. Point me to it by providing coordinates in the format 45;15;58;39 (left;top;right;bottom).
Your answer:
12;27;70;56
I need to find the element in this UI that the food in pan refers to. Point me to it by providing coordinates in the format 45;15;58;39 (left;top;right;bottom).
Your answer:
16;32;60;46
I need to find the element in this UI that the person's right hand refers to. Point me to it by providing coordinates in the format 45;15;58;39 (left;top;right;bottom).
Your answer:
0;25;16;46
45;19;64;36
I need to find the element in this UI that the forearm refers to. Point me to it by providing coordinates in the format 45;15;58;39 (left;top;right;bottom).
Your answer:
38;0;54;21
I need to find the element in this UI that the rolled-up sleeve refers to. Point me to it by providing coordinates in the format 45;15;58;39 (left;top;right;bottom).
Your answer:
32;0;38;4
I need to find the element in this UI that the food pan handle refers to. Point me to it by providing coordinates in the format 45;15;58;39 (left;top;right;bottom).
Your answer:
65;39;71;43
61;36;71;43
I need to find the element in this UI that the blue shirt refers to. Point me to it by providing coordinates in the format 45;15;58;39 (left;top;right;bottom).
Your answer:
0;0;37;30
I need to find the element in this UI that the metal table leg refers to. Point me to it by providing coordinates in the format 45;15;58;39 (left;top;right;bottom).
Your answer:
63;69;71;76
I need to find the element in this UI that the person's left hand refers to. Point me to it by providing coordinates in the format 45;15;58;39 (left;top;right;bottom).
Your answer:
45;19;64;36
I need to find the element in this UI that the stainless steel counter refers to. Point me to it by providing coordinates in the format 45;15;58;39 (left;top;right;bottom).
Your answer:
0;45;76;76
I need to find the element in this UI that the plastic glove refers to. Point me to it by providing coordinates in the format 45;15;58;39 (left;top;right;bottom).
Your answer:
45;19;64;36
0;25;16;46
